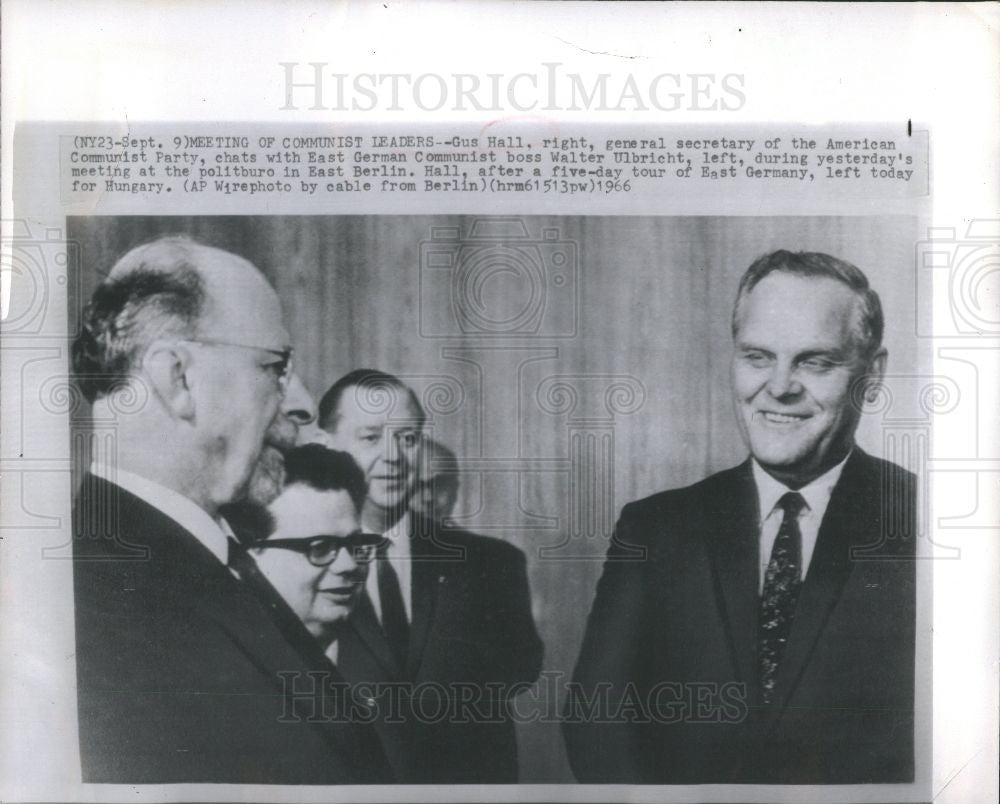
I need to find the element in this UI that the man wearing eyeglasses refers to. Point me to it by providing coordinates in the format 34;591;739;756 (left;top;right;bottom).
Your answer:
242;444;380;655
320;369;544;783
71;236;391;784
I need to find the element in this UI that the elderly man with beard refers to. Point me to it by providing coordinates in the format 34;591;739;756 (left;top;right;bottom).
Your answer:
245;373;322;504
72;236;391;784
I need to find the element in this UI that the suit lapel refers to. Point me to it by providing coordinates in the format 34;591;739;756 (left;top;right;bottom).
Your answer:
105;481;324;702
766;451;869;718
79;476;390;779
232;547;342;673
347;592;402;678
704;461;761;692
406;516;444;678
342;516;449;680
181;538;326;684
188;535;387;766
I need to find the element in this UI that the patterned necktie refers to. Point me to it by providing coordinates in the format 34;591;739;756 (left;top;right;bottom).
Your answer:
377;540;410;672
759;491;806;705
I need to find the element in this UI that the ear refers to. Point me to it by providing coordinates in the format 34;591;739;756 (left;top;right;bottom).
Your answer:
142;341;196;420
862;347;888;404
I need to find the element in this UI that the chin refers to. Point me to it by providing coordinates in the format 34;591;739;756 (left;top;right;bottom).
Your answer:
748;427;816;458
373;495;409;512
246;450;286;505
754;444;811;464
750;441;816;471
318;613;349;631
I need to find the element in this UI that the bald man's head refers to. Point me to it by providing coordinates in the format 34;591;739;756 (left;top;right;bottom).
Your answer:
73;236;288;402
74;235;295;511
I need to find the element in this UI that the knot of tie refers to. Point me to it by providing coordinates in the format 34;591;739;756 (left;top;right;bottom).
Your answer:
227;537;245;566
778;491;806;518
227;537;254;578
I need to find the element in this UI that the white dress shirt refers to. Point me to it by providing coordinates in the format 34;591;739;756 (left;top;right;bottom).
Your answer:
752;452;850;593
89;462;233;567
364;511;413;623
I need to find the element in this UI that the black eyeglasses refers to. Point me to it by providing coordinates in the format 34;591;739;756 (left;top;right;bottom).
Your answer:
180;338;294;394
252;533;383;567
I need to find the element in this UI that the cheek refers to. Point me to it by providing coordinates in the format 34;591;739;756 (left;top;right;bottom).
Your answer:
804;375;854;411
256;391;281;425
732;367;764;401
361;446;387;472
258;555;308;599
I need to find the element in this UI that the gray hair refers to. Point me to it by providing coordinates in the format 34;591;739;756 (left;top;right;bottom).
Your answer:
72;236;209;402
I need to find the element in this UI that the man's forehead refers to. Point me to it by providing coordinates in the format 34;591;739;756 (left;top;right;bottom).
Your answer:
270;485;357;526
736;274;860;346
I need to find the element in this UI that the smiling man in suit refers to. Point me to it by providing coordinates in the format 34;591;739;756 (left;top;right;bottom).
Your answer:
565;250;916;784
320;369;544;783
71;237;391;784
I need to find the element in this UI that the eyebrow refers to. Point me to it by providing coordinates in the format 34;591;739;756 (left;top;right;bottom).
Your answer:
797;348;849;360
268;530;370;540
736;343;851;361
307;532;368;540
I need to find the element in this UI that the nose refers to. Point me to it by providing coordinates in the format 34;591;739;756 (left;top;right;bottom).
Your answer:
327;545;361;576
382;432;403;464
281;374;317;427
765;361;802;399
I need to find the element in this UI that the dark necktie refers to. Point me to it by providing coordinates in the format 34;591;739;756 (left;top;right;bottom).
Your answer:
227;537;255;578
377;541;410;672
759;491;806;705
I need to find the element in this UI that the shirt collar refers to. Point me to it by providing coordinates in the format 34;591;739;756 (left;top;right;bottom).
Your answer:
751;450;852;523
384;511;411;542
89;462;231;565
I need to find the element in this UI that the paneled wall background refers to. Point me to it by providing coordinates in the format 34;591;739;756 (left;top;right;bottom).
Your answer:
68;215;921;782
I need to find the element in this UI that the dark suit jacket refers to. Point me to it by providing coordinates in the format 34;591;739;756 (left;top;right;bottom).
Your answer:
337;515;544;783
73;474;392;784
564;449;916;784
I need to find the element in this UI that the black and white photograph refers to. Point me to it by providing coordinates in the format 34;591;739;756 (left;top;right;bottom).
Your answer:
65;214;927;786
1;4;997;804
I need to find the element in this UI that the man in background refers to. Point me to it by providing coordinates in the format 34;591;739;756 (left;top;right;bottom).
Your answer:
320;369;544;783
238;444;380;660
72;236;390;783
410;436;460;523
565;251;916;784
